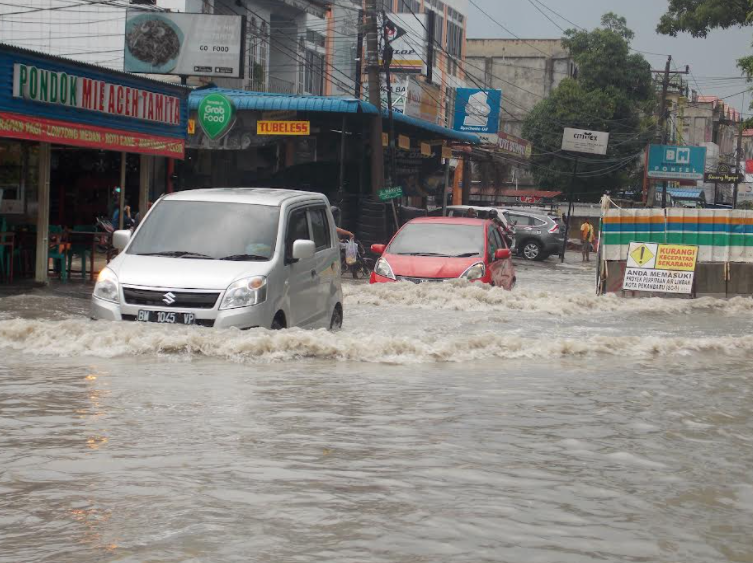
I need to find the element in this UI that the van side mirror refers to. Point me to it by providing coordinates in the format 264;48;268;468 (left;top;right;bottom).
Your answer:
112;230;131;250
371;244;386;255
292;239;316;261
495;248;511;260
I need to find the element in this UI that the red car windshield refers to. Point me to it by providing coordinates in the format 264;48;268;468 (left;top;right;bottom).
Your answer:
387;223;484;258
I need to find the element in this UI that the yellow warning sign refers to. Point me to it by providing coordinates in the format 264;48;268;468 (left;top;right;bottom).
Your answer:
655;244;698;271
629;244;655;267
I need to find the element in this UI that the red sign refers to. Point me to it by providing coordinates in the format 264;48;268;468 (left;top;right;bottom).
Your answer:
0;111;184;158
518;195;541;204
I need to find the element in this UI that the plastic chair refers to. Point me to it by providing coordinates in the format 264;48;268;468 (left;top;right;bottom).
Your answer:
48;225;69;282
68;225;94;280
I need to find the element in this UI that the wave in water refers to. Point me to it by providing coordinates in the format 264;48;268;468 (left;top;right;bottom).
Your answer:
343;282;753;316
1;318;752;364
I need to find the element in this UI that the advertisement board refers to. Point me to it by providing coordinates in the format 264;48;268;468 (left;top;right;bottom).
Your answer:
453;88;502;134
124;11;244;78
647;144;707;180
622;241;698;294
379;13;427;74
561;128;609;155
497;132;532;159
405;78;440;124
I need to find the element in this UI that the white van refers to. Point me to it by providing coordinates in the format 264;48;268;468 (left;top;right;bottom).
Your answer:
91;188;344;330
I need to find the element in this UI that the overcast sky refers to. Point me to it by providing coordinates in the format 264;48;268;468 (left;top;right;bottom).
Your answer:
467;0;752;117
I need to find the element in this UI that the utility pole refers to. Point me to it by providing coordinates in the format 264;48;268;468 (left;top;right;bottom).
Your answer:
658;55;671;209
560;156;579;263
733;92;745;209
364;0;385;197
354;9;364;99
382;12;397;189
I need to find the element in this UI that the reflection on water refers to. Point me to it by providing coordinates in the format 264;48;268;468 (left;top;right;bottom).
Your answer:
1;263;752;562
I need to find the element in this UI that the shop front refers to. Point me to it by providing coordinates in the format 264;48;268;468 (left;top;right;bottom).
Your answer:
0;43;188;283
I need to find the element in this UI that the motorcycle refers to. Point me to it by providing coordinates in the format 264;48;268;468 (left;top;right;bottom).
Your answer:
340;238;374;279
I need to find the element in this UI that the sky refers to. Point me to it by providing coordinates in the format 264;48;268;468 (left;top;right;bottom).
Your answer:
467;0;752;117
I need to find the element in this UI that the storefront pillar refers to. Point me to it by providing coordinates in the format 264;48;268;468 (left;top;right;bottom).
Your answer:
118;152;126;230
34;142;51;284
139;154;151;218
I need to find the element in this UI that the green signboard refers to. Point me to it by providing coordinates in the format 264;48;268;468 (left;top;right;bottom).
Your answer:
378;186;403;201
197;93;235;140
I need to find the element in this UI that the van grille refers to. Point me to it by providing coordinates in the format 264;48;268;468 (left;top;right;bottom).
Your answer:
122;287;220;309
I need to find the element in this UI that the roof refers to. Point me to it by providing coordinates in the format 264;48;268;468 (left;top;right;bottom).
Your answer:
499;189;562;198
164;187;327;206
188;88;479;143
0;42;188;93
408;216;489;226
666;188;705;199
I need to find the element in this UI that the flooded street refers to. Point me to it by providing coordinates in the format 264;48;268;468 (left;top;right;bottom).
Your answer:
1;262;753;562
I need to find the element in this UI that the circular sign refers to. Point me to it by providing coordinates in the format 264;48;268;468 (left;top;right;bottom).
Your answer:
197;93;236;140
718;163;731;174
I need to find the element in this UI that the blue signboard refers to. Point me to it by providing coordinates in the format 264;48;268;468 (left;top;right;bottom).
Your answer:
453;88;502;134
647;144;707;181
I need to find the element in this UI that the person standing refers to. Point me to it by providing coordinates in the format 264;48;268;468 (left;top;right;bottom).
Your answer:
580;218;594;262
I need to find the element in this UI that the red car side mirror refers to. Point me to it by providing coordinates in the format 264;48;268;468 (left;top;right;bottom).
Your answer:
495;248;511;260
371;244;386;255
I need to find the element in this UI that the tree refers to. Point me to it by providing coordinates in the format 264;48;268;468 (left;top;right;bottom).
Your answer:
656;0;750;38
521;14;654;199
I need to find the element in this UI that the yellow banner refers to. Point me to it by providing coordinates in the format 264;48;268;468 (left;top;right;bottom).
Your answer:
257;121;310;136
655;244;698;271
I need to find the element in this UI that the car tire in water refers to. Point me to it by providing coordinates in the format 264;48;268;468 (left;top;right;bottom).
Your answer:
271;312;286;330
522;240;544;261
330;305;343;330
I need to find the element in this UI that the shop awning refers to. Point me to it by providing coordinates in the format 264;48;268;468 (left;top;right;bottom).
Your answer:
188;88;479;144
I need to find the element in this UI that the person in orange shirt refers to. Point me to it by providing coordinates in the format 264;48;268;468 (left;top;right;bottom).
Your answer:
580;219;594;262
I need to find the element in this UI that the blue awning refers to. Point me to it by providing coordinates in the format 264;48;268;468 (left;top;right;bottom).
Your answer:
188;88;478;143
667;188;705;199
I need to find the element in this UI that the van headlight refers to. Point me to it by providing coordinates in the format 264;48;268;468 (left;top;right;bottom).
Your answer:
460;262;485;281
220;276;267;310
374;257;395;280
93;268;119;303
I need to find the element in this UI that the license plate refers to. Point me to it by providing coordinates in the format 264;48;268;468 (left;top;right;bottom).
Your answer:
137;310;195;325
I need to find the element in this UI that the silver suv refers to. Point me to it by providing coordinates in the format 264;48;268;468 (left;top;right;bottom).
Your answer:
501;209;565;261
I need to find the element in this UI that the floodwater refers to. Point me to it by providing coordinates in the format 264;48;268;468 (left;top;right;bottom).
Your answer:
1;261;752;563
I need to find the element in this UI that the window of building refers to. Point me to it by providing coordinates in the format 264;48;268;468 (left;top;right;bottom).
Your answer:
306;29;326;48
304;49;325;95
446;20;463;76
379;0;393;12
397;0;420;14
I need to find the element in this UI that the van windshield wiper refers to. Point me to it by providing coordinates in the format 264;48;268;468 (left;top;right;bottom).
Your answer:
218;254;269;261
137;251;214;259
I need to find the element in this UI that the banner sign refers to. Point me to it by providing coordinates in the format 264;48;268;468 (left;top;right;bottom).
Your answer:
561;128;609;155
125;11;245;78
622;241;698;294
198;93;235;140
12;64;181;126
0;111;184;157
379;13;427;74
453;88;502;134
647;144;707;180
256;121;310;135
498;132;532;159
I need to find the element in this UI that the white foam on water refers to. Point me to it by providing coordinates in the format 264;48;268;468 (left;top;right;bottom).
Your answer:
2;318;753;365
343;281;753;316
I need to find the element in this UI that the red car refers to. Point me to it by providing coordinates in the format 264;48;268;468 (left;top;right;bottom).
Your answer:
369;217;516;289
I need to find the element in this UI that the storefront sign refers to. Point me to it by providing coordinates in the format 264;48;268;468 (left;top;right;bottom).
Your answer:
124;11;244;78
498;132;532;159
420;142;431;157
378;186;404;201
442;145;452;159
379;13;426;74
198;93;235;140
704;171;741;183
0;111;184;157
12;64;182;126
622;241;698;294
398;135;410;150
405;78;441;124
561;128;609;155
647;144;706;180
256;121;310;136
453;88;502;134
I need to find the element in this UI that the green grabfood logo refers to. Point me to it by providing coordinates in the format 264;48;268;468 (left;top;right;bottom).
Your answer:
198;93;235;140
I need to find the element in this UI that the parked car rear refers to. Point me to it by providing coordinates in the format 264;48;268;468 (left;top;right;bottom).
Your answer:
501;209;565;261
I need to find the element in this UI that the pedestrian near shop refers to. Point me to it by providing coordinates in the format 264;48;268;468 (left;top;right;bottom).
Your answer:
581;218;594;262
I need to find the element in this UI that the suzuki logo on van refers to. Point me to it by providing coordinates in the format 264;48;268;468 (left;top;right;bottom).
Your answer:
162;292;177;305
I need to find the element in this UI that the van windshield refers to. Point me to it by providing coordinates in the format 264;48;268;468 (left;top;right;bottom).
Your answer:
127;201;280;260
